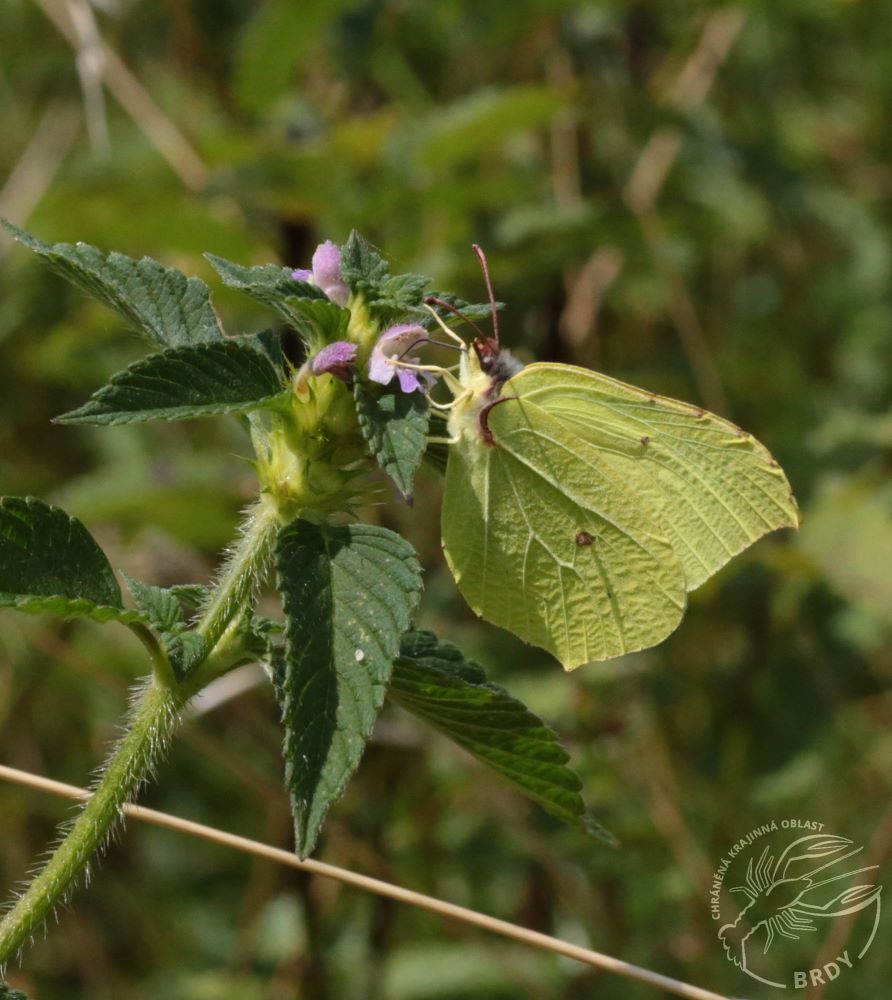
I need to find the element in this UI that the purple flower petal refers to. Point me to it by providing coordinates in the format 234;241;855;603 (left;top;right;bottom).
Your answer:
310;341;358;381
291;268;312;282
377;324;428;354
367;324;429;391
368;352;394;385
396;368;424;393
312;241;350;306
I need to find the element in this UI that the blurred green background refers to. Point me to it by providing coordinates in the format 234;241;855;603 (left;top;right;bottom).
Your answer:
1;1;891;997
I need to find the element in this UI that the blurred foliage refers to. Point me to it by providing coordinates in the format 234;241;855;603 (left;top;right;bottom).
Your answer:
1;0;891;997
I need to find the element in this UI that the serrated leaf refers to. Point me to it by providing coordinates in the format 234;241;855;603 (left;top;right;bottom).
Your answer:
0;594;146;625
419;293;504;329
251;614;285;636
56;341;287;425
339;231;390;295
206;253;347;348
169;583;210;609
367;271;432;323
123;573;183;631
162;630;208;678
355;383;430;500
239;612;285;662
3;222;223;347
390;630;600;834
205;254;327;302
285;298;349;349
0;496;143;625
121;574;208;678
246;328;285;368
380;272;430;303
276;520;422;857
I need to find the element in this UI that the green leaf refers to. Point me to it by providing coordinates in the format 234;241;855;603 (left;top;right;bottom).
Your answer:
355;383;430;500
422;293;503;328
169;583;210;609
56;341;287;425
206;254;347;347
122;574;208;678
0;496;142;625
339;231;390;295
276;519;422;857
3;222;223;348
338;232;437;324
241;613;285;663
124;574;182;630
205;254;327;303
390;631;605;836
246;329;285;369
285;298;350;350
163;631;208;678
368;271;432;323
380;272;430;304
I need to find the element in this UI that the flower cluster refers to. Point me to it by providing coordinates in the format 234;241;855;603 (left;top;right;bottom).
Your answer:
295;241;432;394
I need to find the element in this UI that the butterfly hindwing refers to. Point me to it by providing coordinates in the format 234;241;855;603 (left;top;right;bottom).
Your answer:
442;397;687;669
508;364;800;592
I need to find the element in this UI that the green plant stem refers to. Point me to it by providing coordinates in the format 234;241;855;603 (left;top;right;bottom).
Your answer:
0;679;182;962
196;499;281;654
0;498;282;965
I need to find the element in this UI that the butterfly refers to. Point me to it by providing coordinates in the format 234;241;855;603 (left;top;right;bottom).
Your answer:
424;248;799;669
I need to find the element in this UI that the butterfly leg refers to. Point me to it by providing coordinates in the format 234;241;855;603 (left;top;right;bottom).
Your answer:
391;359;465;396
427;388;473;412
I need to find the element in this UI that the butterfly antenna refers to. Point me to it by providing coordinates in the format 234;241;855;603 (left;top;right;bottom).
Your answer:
425;295;485;340
422;302;470;349
472;244;500;345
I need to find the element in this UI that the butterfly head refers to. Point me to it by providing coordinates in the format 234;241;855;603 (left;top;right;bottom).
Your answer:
472;336;523;391
468;244;524;392
424;245;523;445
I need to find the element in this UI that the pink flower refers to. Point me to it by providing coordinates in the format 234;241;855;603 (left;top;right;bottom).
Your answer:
310;341;358;381
368;324;432;393
291;241;350;306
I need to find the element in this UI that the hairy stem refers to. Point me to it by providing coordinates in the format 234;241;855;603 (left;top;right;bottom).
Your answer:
0;679;181;962
196;499;281;654
0;498;282;965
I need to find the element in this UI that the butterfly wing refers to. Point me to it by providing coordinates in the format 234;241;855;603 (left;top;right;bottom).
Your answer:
509;363;799;591
442;396;686;668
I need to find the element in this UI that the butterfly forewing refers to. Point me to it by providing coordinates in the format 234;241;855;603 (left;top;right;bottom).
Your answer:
509;364;800;592
442;397;687;669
